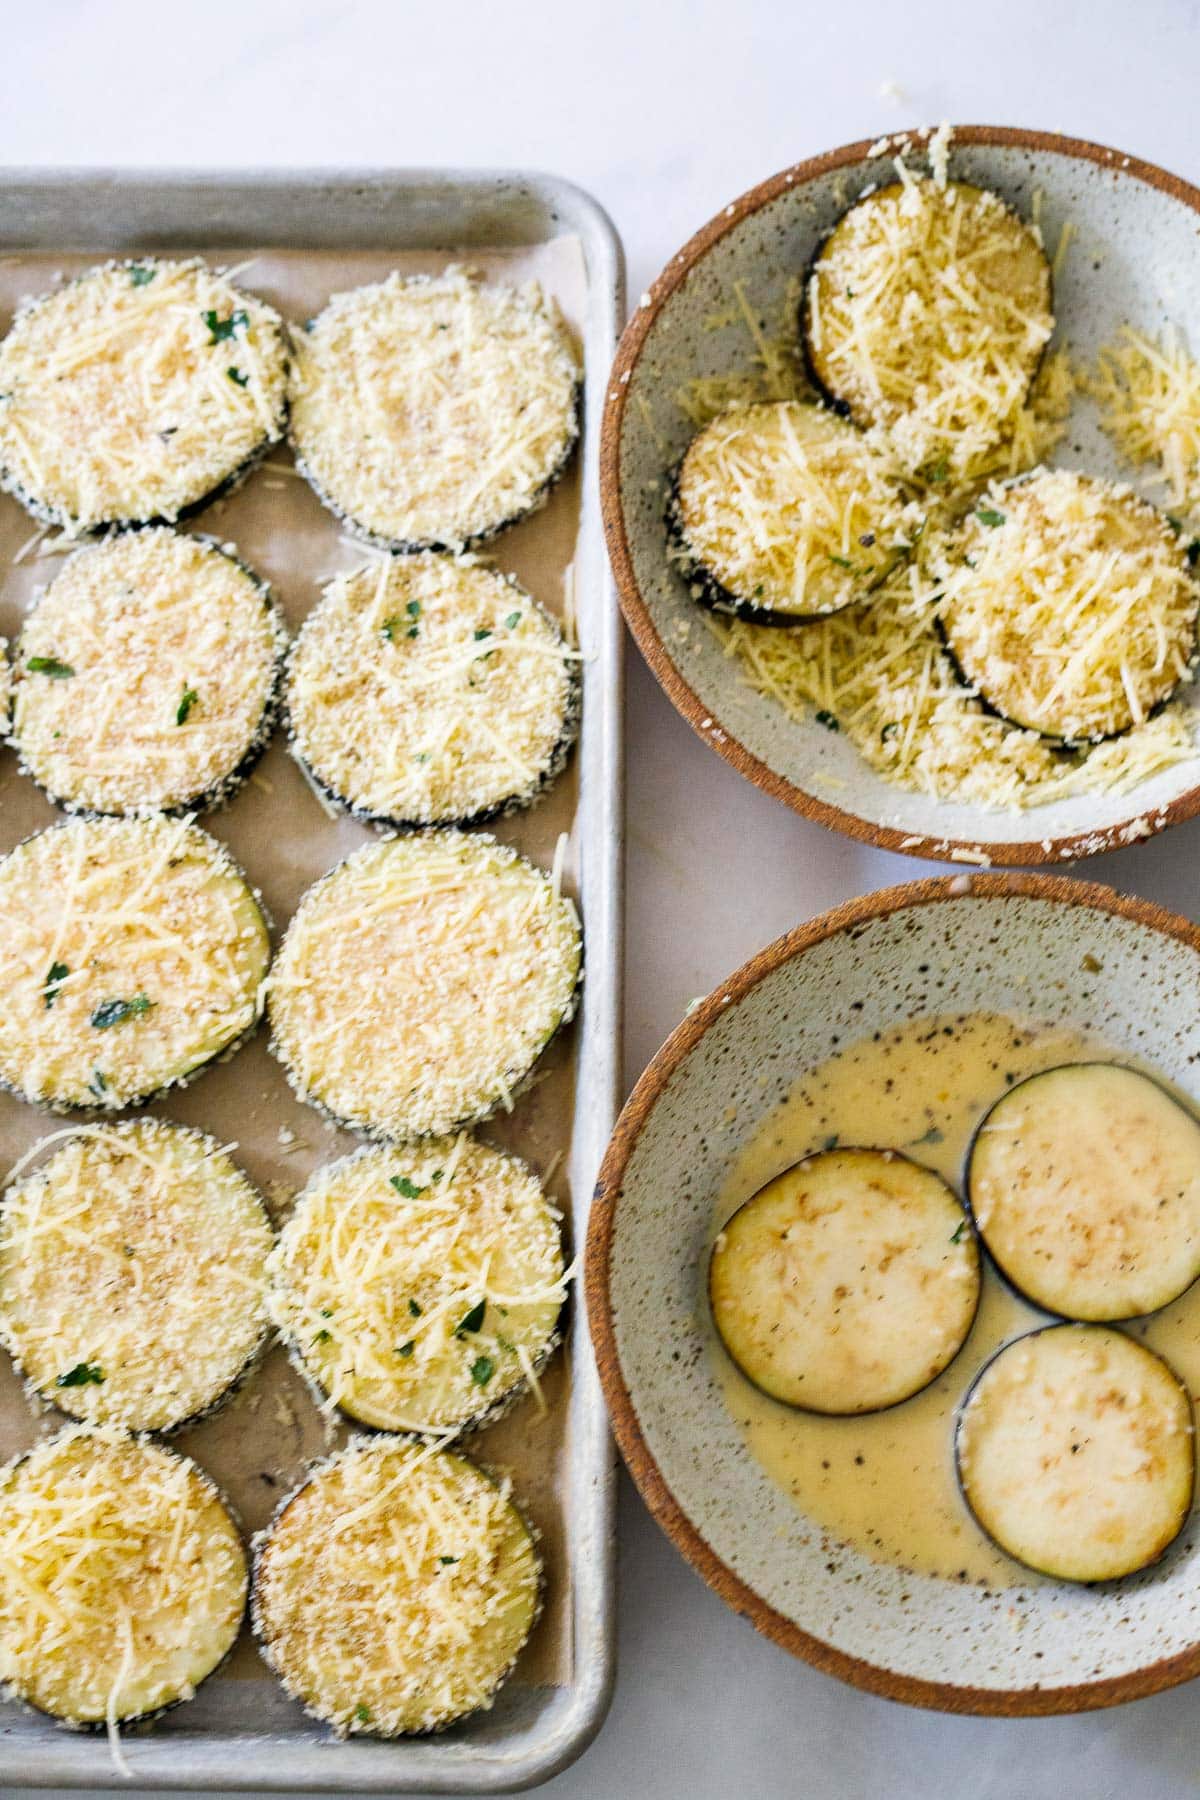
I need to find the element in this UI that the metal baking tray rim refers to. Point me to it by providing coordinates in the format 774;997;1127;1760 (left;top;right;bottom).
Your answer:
0;165;625;1795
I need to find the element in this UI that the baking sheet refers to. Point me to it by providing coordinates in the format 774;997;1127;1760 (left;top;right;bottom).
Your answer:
0;181;621;1791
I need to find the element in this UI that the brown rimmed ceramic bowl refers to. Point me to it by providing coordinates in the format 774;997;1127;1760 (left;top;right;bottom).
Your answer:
586;874;1200;1714
601;126;1200;866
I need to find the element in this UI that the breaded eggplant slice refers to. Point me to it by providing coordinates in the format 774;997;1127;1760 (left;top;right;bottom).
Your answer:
966;1063;1200;1321
288;267;580;551
268;1136;566;1436
0;814;270;1113
0;258;289;532
268;829;580;1141
0;1427;246;1727
0;1120;273;1432
668;400;910;622
955;1325;1194;1582
251;1437;540;1736
285;553;577;826
935;470;1199;742
710;1146;979;1414
803;179;1052;478
12;527;286;816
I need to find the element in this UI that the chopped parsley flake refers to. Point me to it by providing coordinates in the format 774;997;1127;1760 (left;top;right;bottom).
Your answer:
470;1355;495;1387
828;554;857;572
473;627;492;641
43;961;68;1010
88;1070;108;1099
128;265;156;287
924;456;950;485
203;308;249;343
504;611;522;629
950;1220;968;1244
396;1341;415;1358
975;506;1006;528
408;1297;422;1318
456;1298;487;1336
176;686;199;726
353;1703;371;1724
90;995;153;1030
389;1175;426;1199
438;1555;459;1565
57;1362;103;1388
26;656;74;679
226;366;249;387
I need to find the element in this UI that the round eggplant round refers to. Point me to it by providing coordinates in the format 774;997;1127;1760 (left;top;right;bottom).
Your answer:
955;1324;1195;1583
709;1146;980;1414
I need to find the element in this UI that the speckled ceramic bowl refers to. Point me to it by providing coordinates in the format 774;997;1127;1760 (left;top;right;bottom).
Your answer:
586;875;1200;1713
601;127;1200;865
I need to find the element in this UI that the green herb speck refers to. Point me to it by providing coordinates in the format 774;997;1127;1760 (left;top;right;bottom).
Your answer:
314;1328;332;1345
353;1703;371;1725
26;656;74;679
176;686;199;726
57;1362;103;1388
90;995;153;1030
43;961;68;1010
408;1297;422;1318
203;308;249;343
390;1175;426;1199
438;1555;459;1565
975;506;1006;528
226;366;249;388
129;265;156;287
470;1355;494;1387
950;1220;968;1244
456;1298;487;1336
828;554;857;572
504;611;522;629
396;1340;415;1358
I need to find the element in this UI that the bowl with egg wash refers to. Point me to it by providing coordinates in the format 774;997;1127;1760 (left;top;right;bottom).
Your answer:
601;126;1200;865
586;874;1200;1712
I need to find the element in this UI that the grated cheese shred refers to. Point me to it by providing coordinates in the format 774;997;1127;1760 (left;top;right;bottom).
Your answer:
268;1136;566;1436
251;1437;540;1736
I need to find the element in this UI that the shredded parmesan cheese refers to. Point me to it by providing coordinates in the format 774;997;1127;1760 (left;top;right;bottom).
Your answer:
936;470;1198;741
285;554;576;825
12;527;285;814
1087;325;1200;521
0;259;288;532
252;1438;539;1736
268;830;581;1140
805;179;1053;479
289;267;579;550
672;401;916;617
269;1136;565;1435
0;815;269;1111
0;1428;246;1725
0;1121;272;1431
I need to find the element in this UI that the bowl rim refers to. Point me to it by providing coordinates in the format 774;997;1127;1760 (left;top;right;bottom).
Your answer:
599;125;1200;867
585;871;1200;1714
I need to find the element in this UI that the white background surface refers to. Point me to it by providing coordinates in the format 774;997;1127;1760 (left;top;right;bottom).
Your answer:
6;2;1200;1795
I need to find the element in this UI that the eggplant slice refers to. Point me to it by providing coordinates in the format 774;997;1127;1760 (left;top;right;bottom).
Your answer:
251;1437;541;1736
267;829;581;1141
0;1121;273;1433
12;527;285;817
709;1146;980;1414
0;258;288;533
0;1427;246;1726
268;1136;566;1437
668;400;910;623
0;814;269;1113
289;267;580;552
935;470;1199;743
956;1324;1195;1582
803;178;1052;479
966;1062;1200;1321
285;553;577;827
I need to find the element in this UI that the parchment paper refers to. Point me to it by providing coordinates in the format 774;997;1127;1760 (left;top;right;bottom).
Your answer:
0;237;590;1692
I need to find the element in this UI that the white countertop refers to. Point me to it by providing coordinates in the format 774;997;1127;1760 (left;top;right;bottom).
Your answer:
6;1;1200;1794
